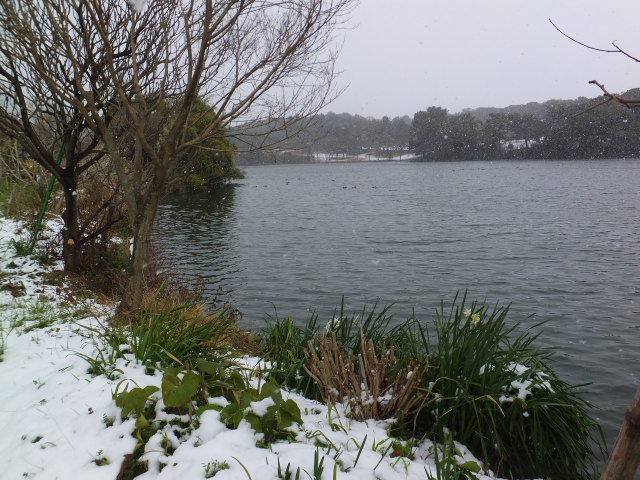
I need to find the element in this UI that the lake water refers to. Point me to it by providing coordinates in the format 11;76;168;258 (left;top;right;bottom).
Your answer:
155;159;640;455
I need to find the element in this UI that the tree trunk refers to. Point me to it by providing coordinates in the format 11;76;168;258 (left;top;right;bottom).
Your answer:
600;387;640;480
118;187;161;317
61;172;81;272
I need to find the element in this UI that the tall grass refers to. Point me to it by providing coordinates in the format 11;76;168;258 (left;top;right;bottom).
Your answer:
116;283;239;368
408;293;605;479
260;313;319;396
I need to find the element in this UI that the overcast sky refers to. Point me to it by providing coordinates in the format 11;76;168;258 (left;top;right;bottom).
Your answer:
324;0;640;118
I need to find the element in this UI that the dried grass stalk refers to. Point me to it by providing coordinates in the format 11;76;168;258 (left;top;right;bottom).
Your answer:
304;330;428;421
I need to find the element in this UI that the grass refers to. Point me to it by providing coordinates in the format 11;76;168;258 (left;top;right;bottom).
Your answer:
0;322;6;361
406;293;605;479
0;177;48;220
260;294;605;480
124;284;239;368
90;283;244;372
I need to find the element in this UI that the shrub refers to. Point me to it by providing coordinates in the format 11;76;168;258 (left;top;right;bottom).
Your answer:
305;331;427;421
410;293;605;479
260;301;410;398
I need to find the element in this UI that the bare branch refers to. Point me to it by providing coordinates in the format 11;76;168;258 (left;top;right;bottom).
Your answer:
548;18;639;60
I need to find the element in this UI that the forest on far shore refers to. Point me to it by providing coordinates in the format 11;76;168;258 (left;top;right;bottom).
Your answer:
234;89;640;165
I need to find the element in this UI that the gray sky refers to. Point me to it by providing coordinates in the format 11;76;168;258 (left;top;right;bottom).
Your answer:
325;0;640;118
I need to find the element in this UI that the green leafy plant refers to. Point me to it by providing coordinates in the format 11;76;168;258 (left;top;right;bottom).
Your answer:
124;283;237;368
219;380;303;446
161;367;201;418
411;293;605;479
113;382;160;419
112;381;160;453
93;449;110;467
277;459;301;480
427;439;481;480
260;300;412;399
260;314;319;396
203;460;230;478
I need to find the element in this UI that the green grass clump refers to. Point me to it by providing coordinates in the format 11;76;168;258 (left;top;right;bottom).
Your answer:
260;313;319;396
203;460;230;478
122;284;238;368
0;323;6;361
10;239;32;257
406;293;605;479
13;301;59;332
0;177;47;219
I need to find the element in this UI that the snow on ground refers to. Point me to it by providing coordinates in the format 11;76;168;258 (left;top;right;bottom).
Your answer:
0;216;501;480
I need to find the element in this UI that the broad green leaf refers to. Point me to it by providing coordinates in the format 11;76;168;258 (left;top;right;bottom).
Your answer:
196;403;223;416
220;403;244;428
245;412;263;433
259;381;280;400
162;370;201;407
115;385;159;418
459;461;481;473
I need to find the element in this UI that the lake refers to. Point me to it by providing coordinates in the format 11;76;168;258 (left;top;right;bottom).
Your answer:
155;159;640;454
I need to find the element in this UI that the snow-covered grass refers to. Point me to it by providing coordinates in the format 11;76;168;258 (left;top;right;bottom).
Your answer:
0;217;496;480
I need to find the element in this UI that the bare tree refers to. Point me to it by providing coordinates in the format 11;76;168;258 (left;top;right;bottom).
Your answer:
1;0;355;311
0;0;126;271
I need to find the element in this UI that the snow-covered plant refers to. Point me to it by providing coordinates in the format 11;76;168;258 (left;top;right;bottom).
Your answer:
305;330;429;421
218;380;303;447
411;292;604;479
203;459;230;478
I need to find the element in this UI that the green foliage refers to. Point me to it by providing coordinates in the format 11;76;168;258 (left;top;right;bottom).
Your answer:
10;239;32;257
13;300;63;333
263;294;603;478
76;322;127;379
203;460;230;478
312;448;325;480
219;380;302;446
0;175;48;220
114;383;160;419
161;368;201;409
410;293;604;479
260;314;319;396
124;283;237;368
0;323;6;361
172;97;244;193
277;458;301;480
427;439;482;480
260;301;410;399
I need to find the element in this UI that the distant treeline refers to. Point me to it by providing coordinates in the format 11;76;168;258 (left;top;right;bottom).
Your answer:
234;89;640;164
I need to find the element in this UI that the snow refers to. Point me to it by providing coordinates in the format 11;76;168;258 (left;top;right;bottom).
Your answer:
0;216;508;480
